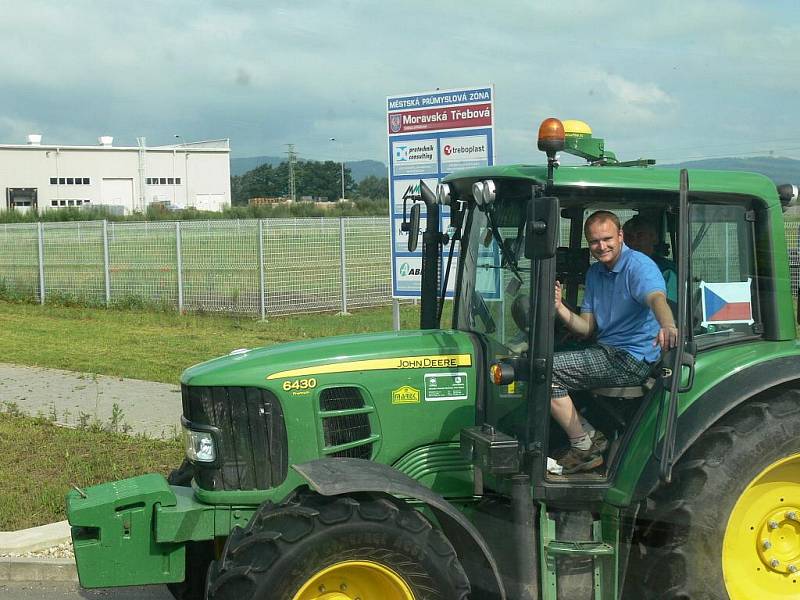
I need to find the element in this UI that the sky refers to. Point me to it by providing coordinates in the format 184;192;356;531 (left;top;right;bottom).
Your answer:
1;0;798;166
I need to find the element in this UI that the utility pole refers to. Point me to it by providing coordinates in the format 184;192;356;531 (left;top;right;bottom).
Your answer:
329;137;345;201
286;144;297;202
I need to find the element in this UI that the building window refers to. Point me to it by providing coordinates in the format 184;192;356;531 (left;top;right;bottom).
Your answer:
51;200;58;206
148;177;182;185
53;177;89;185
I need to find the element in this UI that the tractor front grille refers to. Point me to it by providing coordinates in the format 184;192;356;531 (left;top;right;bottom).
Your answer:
182;385;288;491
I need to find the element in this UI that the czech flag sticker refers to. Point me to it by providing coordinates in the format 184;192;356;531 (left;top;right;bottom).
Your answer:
700;278;754;327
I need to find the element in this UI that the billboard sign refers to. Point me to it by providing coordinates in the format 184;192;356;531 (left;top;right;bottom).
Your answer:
388;85;495;298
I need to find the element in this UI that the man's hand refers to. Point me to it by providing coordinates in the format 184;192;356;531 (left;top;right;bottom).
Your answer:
655;325;679;352
646;291;679;352
554;280;563;310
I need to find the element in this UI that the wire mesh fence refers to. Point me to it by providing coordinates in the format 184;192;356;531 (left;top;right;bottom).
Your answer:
0;217;798;318
0;217;397;317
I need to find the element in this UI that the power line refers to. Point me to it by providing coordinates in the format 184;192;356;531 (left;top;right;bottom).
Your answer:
286;144;297;201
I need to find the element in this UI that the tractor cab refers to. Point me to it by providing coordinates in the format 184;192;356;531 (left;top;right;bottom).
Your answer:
401;118;694;502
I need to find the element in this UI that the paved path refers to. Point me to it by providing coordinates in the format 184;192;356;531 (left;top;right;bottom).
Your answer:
0;363;182;439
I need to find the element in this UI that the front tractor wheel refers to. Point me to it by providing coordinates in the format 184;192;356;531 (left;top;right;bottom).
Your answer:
206;491;471;600
628;391;800;599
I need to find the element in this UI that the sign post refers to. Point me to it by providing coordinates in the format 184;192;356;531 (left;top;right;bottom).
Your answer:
387;86;496;301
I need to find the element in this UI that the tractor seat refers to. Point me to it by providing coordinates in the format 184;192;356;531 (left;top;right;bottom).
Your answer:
591;376;656;399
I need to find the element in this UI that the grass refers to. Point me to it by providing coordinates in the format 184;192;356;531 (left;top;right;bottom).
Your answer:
0;412;184;531
0;299;423;383
0;298;440;530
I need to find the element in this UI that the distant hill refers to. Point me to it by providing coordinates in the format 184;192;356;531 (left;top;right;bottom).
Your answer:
231;156;387;182
230;155;284;175
660;156;800;184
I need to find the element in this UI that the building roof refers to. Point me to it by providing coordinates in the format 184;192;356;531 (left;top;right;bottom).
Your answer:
0;138;230;153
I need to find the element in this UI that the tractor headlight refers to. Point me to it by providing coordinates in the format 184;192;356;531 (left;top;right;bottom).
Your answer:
472;181;485;206
482;179;497;205
436;182;453;205
184;428;216;462
472;180;496;207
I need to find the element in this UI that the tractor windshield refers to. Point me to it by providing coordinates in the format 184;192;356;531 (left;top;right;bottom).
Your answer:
454;198;530;352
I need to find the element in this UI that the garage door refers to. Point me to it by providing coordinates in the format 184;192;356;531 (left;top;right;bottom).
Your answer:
101;178;135;214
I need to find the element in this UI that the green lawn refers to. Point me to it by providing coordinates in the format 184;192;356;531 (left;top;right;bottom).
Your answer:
0;413;184;531
0;300;422;383
0;299;432;530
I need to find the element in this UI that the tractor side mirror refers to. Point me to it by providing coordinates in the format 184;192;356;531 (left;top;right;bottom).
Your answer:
525;196;560;259
406;203;421;252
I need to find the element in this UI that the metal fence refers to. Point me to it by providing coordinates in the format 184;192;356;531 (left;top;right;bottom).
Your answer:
0;217;393;317
1;217;799;318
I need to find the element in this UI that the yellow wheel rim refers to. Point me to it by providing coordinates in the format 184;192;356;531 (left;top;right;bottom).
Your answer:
291;560;415;600
723;453;800;600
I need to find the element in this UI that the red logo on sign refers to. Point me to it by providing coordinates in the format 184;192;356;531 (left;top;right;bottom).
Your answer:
444;145;452;155
388;103;492;133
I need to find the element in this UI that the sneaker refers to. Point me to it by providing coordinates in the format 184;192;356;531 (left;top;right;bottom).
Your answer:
557;446;604;474
552;430;608;460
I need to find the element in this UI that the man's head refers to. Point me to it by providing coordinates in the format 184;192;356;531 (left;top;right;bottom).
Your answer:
623;215;658;257
584;210;623;268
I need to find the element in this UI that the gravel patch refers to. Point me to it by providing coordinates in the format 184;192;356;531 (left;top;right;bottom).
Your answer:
0;540;74;560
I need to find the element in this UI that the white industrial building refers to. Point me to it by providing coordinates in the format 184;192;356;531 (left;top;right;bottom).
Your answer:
0;135;231;214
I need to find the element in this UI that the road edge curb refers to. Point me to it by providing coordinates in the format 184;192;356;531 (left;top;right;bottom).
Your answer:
0;556;77;582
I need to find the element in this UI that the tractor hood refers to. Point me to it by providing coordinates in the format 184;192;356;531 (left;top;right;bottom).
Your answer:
181;329;477;389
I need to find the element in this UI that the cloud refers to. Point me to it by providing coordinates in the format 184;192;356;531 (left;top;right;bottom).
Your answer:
0;1;796;162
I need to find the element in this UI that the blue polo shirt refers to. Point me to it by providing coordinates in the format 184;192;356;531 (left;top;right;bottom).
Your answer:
580;244;665;363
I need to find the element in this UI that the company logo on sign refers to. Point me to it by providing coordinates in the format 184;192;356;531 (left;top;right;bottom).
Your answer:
392;385;420;404
395;145;409;161
443;143;485;156
389;114;402;133
399;263;421;277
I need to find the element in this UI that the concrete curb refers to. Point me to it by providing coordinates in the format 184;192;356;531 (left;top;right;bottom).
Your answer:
0;521;76;582
0;557;77;582
0;520;71;554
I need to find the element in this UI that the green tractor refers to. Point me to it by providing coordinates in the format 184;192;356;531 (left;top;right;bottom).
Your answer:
67;118;800;600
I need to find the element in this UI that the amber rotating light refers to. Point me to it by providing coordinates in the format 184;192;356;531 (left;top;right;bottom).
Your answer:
538;117;565;187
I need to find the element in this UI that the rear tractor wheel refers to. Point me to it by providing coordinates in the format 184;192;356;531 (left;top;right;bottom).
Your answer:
627;391;800;599
206;491;471;600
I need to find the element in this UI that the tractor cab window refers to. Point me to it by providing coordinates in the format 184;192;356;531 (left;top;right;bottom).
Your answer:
455;202;530;352
690;202;760;347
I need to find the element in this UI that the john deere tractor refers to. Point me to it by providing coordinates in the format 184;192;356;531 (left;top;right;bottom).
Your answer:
67;118;800;600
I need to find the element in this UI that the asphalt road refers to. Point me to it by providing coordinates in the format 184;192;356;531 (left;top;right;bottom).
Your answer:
0;582;173;599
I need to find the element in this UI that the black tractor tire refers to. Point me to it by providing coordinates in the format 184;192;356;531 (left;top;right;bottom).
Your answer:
167;541;214;600
625;390;800;600
206;491;471;600
167;458;194;487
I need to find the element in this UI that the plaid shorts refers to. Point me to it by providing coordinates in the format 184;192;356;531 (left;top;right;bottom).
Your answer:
551;344;652;398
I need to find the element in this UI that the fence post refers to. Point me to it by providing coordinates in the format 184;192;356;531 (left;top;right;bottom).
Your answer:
176;221;184;313
37;222;45;305
258;219;266;320
102;220;111;307
339;217;349;315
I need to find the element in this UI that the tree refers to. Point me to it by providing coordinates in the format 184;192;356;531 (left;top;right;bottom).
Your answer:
355;175;389;200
